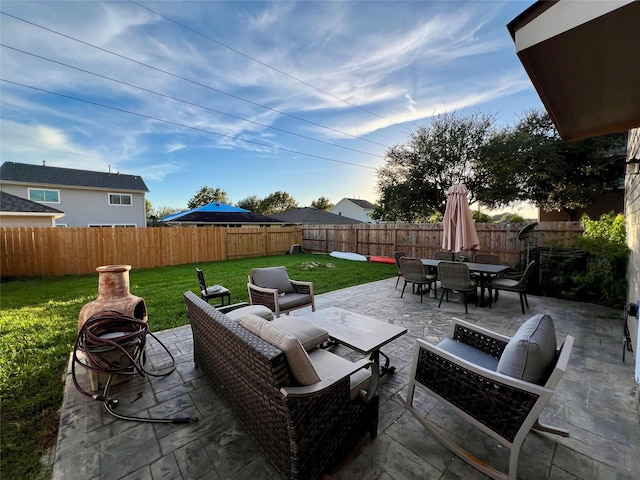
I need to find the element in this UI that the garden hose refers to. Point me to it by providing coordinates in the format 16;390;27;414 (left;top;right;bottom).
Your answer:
72;309;197;424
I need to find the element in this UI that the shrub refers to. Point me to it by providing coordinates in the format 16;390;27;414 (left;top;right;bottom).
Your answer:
568;212;628;307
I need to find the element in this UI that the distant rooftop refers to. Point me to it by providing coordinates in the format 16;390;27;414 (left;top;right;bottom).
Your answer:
0;162;149;192
273;207;362;224
345;198;375;209
0;191;64;214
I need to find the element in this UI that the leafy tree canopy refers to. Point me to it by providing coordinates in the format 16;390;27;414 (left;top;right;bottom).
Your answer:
237;195;262;212
187;186;230;209
310;196;333;211
500;110;627;213
259;191;298;216
372;111;500;222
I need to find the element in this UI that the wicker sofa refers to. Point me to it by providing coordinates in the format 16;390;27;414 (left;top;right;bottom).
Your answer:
183;291;379;480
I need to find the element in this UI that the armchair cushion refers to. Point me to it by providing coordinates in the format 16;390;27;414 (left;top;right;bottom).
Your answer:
437;338;499;371
251;266;295;293
239;314;320;385
271;316;329;351
497;314;557;384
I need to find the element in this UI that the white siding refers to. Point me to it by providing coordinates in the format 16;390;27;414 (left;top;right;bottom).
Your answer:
330;199;373;223
0;214;56;227
1;184;146;227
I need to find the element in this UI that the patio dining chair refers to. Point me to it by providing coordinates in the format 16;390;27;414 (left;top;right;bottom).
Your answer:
437;262;477;314
399;257;437;303
393;251;407;288
492;261;535;314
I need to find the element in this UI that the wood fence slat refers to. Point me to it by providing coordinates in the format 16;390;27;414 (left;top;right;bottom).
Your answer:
0;222;583;278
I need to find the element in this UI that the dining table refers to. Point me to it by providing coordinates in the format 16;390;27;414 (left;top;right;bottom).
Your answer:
420;259;510;307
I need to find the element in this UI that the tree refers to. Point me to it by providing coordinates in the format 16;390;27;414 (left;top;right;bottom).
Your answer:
373;111;497;222
237;195;262;212
310;197;333;211
145;199;181;225
187;186;230;209
505;110;627;214
259;191;298;216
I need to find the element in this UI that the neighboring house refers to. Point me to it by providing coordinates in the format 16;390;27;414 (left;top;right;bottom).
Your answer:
0;191;65;227
161;202;281;227
0;162;148;227
272;207;363;225
329;198;376;223
539;189;625;221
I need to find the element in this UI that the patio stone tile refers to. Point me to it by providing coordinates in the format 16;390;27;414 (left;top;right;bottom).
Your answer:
52;278;639;480
171;439;217;480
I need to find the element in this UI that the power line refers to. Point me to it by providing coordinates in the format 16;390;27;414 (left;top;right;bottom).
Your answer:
130;0;394;125
0;11;391;149
1;44;383;159
1;79;377;170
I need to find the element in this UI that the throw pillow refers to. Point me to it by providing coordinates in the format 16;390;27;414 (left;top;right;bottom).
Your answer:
239;313;320;385
271;316;329;351
497;314;557;385
251;266;295;293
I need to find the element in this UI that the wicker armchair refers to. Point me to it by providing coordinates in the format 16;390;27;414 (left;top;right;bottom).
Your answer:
248;266;315;317
400;316;574;480
437;262;478;313
184;292;379;480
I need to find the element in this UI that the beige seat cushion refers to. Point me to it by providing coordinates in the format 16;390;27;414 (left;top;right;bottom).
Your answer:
226;305;273;321
309;349;372;400
271;316;329;351
239;314;320;385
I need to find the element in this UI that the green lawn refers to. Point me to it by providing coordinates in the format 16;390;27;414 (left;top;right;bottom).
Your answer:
0;253;396;479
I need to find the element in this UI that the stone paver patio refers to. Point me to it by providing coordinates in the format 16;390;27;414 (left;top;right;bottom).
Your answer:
52;278;640;479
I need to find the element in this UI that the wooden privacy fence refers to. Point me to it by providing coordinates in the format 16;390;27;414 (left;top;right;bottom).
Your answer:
1;226;302;277
1;222;583;278
302;222;584;268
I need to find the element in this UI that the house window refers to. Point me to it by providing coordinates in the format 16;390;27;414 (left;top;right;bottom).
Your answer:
28;188;60;203
109;193;132;206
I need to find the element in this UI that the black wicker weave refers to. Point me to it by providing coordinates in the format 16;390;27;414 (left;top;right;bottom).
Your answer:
400;317;574;480
184;292;378;480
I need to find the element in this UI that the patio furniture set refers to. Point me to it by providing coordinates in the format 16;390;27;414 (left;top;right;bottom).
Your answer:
187;264;572;480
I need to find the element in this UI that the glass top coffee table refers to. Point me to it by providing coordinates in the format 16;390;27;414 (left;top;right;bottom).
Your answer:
304;307;407;376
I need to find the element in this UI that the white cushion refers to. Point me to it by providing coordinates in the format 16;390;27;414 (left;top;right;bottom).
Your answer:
251;266;295;293
497;314;557;384
239;314;320;385
271;316;329;351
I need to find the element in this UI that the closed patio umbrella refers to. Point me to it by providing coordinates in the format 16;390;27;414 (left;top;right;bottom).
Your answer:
441;183;480;253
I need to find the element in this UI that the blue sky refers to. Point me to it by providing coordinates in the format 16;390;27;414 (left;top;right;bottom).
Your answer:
1;0;541;216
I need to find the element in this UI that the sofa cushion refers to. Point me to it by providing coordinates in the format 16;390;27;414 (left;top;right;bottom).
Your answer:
271;316;329;351
251;266;295;293
226;304;273;321
239;314;320;385
497;314;557;385
309;349;371;400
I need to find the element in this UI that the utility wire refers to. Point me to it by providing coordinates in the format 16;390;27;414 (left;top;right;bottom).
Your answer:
130;0;394;125
1;79;377;170
0;11;391;149
1;44;382;159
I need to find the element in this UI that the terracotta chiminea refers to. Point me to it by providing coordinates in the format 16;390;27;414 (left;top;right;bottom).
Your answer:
78;265;147;331
77;265;147;391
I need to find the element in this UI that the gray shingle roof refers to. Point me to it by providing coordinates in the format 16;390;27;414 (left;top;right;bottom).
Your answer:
273;207;362;224
0;191;64;213
0;162;149;192
345;198;375;209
